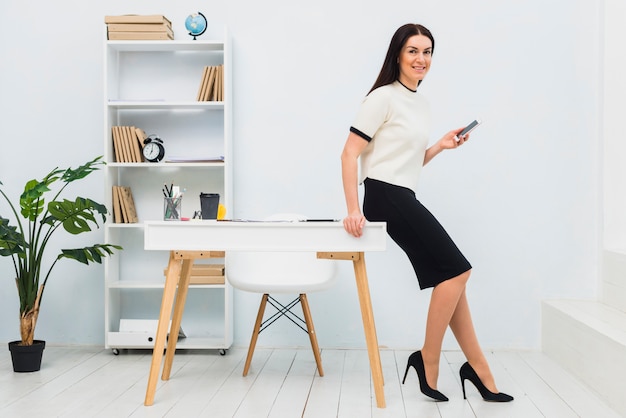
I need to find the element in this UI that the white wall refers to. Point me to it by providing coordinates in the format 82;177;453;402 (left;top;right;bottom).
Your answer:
0;0;601;350
603;0;626;254
602;0;626;312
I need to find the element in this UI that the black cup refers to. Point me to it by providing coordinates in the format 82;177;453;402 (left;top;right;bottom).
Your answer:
199;193;220;219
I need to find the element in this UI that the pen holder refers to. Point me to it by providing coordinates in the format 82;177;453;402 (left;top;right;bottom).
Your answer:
164;197;182;221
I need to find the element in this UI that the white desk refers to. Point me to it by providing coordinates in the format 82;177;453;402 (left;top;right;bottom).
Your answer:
143;220;388;407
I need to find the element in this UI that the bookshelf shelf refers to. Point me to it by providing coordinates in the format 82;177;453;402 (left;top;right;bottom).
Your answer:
107;40;226;52
107;101;224;110
106;223;144;229
103;26;233;354
107;162;225;168
106;334;229;350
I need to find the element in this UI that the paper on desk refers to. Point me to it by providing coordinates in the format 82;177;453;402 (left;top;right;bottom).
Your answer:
165;155;224;163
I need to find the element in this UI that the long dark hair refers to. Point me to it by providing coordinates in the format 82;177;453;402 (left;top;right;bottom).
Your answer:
368;23;435;94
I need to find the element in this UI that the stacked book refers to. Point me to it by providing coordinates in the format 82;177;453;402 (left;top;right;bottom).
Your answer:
197;65;224;101
112;185;138;223
164;262;225;284
105;15;173;40
111;126;147;163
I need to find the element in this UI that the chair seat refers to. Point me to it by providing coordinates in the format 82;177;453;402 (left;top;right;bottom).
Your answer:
226;251;336;293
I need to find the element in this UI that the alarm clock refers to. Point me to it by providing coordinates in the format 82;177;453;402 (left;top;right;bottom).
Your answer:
143;135;165;162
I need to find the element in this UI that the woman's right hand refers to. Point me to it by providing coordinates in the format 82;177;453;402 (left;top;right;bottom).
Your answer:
341;132;369;238
343;212;366;237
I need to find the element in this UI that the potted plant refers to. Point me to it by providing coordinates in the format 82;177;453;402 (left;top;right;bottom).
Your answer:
0;156;121;372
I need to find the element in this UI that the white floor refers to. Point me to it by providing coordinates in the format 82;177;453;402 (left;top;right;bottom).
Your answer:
0;346;621;418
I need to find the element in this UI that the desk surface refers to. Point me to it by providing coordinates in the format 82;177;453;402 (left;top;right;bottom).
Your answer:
144;220;387;252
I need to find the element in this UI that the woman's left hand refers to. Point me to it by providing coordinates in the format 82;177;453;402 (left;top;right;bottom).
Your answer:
440;127;469;149
424;127;470;166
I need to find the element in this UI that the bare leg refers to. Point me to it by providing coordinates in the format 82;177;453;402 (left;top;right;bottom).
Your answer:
420;270;470;389
448;288;498;392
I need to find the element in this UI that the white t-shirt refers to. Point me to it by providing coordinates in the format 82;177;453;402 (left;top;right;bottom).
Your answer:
350;81;430;194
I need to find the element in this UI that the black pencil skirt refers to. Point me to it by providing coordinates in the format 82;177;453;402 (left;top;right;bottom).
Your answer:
363;178;472;289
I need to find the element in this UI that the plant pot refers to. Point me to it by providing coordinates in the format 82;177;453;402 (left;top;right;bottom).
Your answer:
8;340;45;372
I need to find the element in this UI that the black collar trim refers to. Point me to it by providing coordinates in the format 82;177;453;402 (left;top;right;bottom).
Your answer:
397;80;417;93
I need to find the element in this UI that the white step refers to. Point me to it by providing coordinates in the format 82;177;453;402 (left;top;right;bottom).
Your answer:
542;299;626;416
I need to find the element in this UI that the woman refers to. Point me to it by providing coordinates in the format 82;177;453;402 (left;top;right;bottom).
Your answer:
341;23;513;402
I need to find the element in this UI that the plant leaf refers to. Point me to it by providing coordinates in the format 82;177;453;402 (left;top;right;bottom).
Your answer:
0;216;27;256
61;156;105;183
47;198;108;234
20;180;49;221
59;244;123;265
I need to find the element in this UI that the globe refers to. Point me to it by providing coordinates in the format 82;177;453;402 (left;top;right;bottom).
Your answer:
185;12;207;40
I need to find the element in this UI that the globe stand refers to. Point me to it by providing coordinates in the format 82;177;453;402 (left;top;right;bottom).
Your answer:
190;32;205;41
186;12;207;41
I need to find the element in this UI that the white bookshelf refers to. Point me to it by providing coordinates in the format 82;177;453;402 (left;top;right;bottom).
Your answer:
102;30;233;354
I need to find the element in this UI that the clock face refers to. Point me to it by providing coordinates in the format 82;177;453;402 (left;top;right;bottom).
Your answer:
143;142;163;162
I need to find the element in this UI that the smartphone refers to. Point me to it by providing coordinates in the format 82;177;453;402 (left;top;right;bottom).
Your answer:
456;119;481;141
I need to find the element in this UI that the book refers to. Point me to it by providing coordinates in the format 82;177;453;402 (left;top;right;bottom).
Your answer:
119;126;132;162
196;66;209;101
106;23;172;32
108;24;174;39
121;186;138;223
108;31;173;41
113;126;123;162
219;65;224;102
120;126;133;163
165;155;224;163
190;275;225;285
127;126;142;162
114;126;129;162
204;65;224;101
113;186;128;223
104;15;172;25
134;127;147;162
216;65;223;101
124;126;134;162
112;186;122;223
135;127;148;142
198;66;211;101
212;66;219;101
119;186;129;222
111;126;122;163
163;263;225;285
202;66;217;101
113;186;138;223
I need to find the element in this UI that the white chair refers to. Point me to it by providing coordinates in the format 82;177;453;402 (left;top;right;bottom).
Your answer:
226;213;337;376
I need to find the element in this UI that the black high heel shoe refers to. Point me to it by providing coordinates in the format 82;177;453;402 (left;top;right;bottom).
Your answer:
402;351;449;402
459;362;514;402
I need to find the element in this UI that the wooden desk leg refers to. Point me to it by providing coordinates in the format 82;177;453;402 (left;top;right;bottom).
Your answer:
145;251;181;406
352;252;386;408
162;257;194;380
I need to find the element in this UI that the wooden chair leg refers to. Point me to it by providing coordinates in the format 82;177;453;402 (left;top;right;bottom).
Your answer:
243;294;269;376
300;293;324;376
